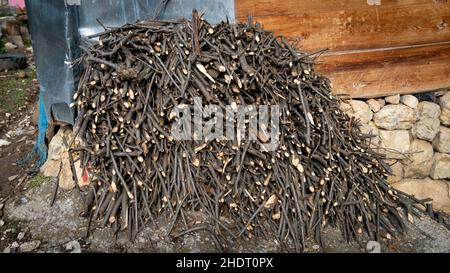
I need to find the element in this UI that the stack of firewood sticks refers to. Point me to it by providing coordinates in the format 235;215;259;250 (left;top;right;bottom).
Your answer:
69;11;426;252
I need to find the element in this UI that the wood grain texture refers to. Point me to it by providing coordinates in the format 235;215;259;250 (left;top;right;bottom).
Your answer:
316;43;450;98
235;0;450;97
235;0;450;51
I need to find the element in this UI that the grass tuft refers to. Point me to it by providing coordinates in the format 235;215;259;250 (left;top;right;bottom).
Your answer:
27;175;51;189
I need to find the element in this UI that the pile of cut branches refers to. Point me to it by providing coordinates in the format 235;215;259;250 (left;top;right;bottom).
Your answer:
70;11;419;251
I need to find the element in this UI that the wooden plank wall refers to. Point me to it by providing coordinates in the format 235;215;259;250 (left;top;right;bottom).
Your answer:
235;0;450;98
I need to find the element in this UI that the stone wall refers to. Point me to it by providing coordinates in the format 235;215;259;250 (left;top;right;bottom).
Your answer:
343;91;450;213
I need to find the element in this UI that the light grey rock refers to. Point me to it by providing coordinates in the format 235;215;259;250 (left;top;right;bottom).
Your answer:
379;130;411;159
412;102;441;141
385;94;400;104
393;179;450;213
366;99;382;112
402;139;433;179
0;139;11;147
374;105;416;130
19;241;41;253
387;161;404;184
17;232;25;241
376;99;386;108
40;128;86;190
340;101;353;113
4;42;18;51
46;130;65;161
433;126;450;153
400;95;419;109
359;122;380;146
439;91;450;126
366;241;381;253
430;153;450;180
65;240;81;253
349;100;373;123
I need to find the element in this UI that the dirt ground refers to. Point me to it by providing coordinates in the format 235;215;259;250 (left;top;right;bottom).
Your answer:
0;55;449;254
0;54;39;199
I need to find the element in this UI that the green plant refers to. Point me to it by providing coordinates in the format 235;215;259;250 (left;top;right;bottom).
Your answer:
0;37;5;54
28;175;51;189
0;68;37;113
0;12;14;17
0;77;27;113
23;37;31;48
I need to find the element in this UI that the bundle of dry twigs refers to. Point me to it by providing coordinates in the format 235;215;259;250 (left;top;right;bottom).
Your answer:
70;11;420;251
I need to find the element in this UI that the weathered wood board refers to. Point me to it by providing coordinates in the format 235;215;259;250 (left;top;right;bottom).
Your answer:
235;0;450;98
319;43;450;98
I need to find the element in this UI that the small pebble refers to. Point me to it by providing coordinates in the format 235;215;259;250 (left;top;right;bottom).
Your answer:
4;228;14;234
19;241;41;252
366;241;381;253
65;240;81;253
17;232;25;241
8;175;19;182
0;139;11;147
11;241;19;249
16;71;28;79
